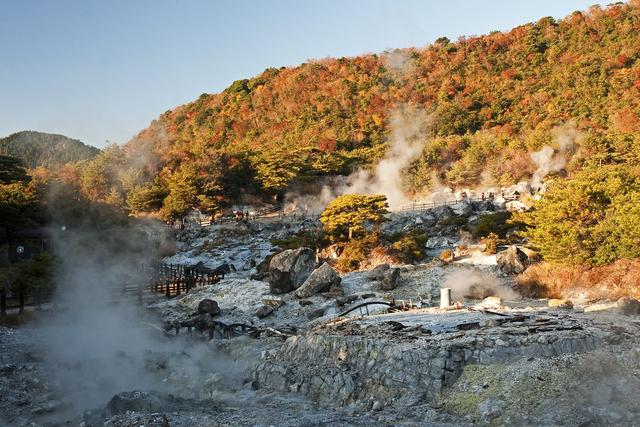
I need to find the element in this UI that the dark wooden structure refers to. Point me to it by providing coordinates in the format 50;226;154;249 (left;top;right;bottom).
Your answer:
150;263;223;298
0;261;224;315
0;227;55;314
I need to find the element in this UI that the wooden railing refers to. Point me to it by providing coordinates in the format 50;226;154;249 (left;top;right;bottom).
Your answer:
397;194;521;213
149;263;223;298
0;262;225;314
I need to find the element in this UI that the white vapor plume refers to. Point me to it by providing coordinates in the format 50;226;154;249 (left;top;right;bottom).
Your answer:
39;222;167;414
344;105;430;208
284;104;430;213
443;268;519;301
283;50;427;214
530;122;580;188
36;218;248;419
382;49;415;77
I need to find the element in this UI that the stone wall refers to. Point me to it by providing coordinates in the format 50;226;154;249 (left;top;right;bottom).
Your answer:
252;329;605;409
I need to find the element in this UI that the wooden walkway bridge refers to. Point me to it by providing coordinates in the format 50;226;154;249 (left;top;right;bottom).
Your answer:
1;262;226;314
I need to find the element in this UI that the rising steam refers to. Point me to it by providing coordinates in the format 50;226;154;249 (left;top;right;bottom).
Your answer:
530;122;580;188
382;48;416;77
443;268;519;301
39;222;166;414
343;105;430;208
284;104;430;212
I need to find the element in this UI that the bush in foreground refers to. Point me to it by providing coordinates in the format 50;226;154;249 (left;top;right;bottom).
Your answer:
516;259;640;300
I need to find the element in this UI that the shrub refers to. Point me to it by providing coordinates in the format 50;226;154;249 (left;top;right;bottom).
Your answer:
439;249;454;262
438;215;468;228
271;230;322;250
481;232;500;255
516;259;640;300
518;161;640;266
335;233;381;272
320;194;388;242
471;211;513;239
390;231;428;263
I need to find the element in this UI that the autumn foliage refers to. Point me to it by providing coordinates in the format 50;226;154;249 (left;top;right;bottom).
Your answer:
114;2;640;214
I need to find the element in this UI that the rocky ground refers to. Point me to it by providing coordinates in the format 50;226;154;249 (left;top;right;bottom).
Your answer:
3;200;640;426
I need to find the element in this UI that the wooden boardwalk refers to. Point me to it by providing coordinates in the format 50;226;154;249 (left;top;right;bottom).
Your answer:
149;263;223;298
0;262;224;314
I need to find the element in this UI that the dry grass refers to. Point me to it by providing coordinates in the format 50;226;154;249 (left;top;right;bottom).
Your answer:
517;259;640;300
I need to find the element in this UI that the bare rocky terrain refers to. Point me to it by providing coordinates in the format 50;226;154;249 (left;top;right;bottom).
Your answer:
2;201;640;426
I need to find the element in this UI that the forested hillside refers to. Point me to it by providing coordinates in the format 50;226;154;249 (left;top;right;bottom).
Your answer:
31;2;636;224
0;131;99;169
115;2;640;218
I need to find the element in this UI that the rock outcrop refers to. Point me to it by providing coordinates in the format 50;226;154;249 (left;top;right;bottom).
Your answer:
253;326;604;409
379;268;400;290
268;248;316;294
295;263;341;298
496;246;528;274
256;305;275;319
367;263;389;281
197;299;220;316
617;297;640;315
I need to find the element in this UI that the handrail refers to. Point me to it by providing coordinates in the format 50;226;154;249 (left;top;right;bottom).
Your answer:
396;194;521;213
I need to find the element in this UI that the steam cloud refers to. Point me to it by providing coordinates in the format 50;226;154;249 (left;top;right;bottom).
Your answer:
382;48;415;77
284;50;427;213
36;218;249;419
40;223;166;414
442;268;519;301
284;104;430;213
530;122;580;188
343;105;430;208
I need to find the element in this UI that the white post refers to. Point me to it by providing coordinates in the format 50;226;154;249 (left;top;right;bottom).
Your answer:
440;287;451;308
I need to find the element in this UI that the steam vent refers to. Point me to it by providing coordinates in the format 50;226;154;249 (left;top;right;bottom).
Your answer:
5;1;640;426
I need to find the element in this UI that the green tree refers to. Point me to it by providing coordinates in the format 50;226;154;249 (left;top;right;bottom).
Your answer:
519;161;640;265
320;194;389;242
126;182;168;213
80;144;127;203
0;182;39;230
159;166;198;221
0;155;30;184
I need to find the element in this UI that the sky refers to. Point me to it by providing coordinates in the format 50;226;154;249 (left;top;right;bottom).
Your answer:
0;0;607;148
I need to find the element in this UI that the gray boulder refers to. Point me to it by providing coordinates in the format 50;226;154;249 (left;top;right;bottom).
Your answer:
262;297;285;309
105;391;172;416
379;268;400;290
431;205;454;220
367;263;390;281
295;263;341;298
306;307;326;320
256;305;274;319
496;245;528;274
268;247;316;293
451;200;473;216
617;297;640;316
197;299;220;316
425;236;454;249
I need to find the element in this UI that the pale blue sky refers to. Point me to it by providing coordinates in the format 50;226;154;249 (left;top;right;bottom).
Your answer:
0;0;606;148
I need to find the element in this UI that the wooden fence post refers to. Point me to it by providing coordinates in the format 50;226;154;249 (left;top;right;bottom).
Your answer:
0;291;5;316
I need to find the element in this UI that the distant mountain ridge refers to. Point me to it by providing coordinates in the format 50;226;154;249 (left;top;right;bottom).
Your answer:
0;131;100;169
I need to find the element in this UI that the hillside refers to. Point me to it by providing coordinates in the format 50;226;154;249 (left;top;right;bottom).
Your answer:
0;131;100;169
113;2;639;216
